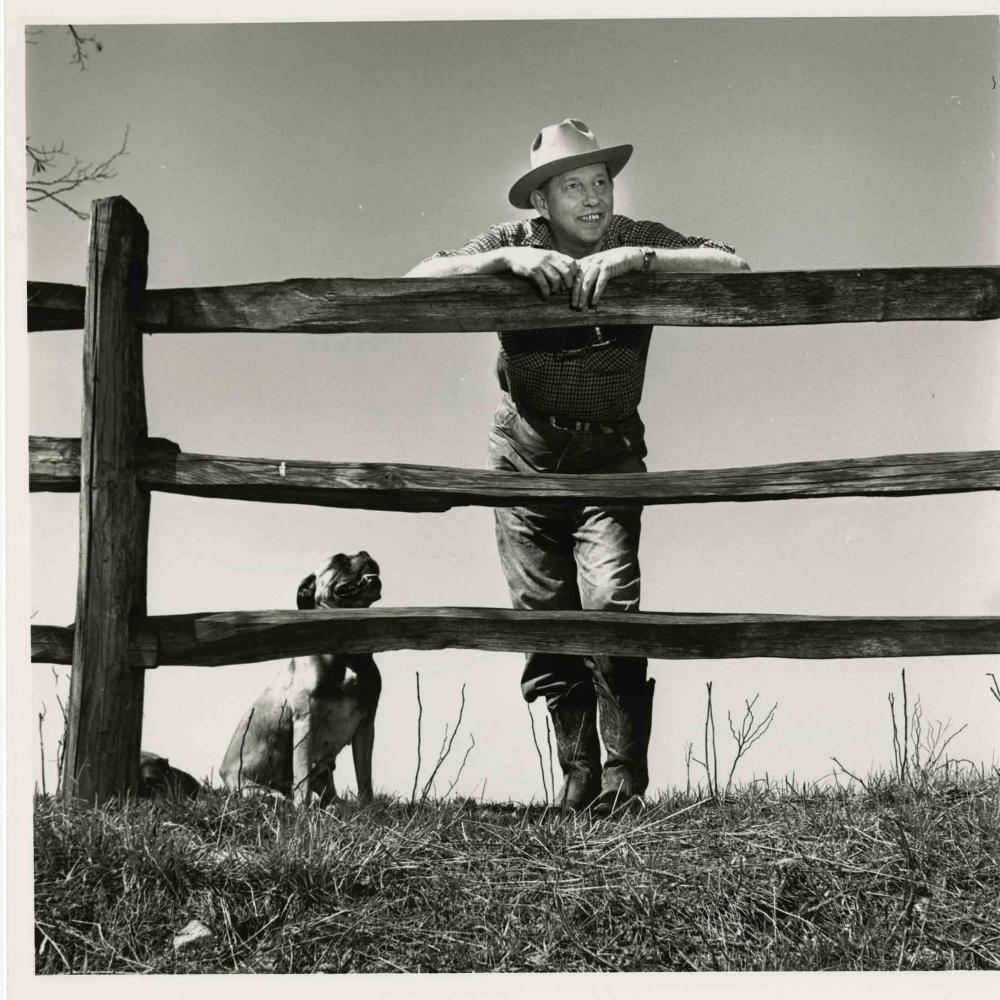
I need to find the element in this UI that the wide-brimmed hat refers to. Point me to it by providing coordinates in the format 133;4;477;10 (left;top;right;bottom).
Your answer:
508;118;633;210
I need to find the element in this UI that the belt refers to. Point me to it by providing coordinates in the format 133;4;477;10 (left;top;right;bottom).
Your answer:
545;413;620;434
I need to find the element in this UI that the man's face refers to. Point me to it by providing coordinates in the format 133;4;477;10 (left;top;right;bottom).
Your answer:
531;162;613;257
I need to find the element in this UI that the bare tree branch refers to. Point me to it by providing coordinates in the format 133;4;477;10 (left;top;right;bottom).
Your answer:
26;26;123;220
67;26;103;70
26;128;129;219
26;140;67;175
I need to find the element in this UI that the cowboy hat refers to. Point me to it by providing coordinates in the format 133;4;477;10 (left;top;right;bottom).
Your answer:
508;118;633;210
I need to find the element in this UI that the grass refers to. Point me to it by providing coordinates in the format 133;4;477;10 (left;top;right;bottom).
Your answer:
34;770;1000;974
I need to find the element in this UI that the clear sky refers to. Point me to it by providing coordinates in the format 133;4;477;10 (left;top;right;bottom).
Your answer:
23;16;1000;803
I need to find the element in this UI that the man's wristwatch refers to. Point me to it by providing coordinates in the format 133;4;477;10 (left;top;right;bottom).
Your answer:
638;246;655;273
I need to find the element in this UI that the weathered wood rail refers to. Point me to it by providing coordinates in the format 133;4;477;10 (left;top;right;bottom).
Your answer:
27;265;1000;332
28;196;1000;802
29;436;1000;509
31;609;1000;668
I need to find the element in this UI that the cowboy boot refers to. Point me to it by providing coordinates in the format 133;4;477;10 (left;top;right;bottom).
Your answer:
593;678;656;817
548;703;601;813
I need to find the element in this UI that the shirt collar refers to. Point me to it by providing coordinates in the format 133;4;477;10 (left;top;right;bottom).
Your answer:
523;216;618;252
524;217;554;248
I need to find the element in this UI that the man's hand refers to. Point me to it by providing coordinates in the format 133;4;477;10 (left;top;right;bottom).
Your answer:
504;247;580;299
571;247;642;310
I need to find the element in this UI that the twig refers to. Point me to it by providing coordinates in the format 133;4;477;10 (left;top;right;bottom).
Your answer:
67;25;103;70
902;668;910;781
420;683;467;802
443;735;476;799
527;703;549;804
911;696;925;774
52;667;68;786
987;673;1000;707
38;705;47;797
723;695;777;800
545;715;556;804
411;672;422;804
889;691;902;781
922;721;968;776
26;140;65;175
705;681;717;798
26;128;129;220
690;682;772;802
830;756;874;794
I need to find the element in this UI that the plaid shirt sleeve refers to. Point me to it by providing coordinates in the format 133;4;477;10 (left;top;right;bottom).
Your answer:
421;220;537;262
610;216;736;255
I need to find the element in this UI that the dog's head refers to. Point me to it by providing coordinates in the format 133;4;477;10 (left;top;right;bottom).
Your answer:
297;551;382;610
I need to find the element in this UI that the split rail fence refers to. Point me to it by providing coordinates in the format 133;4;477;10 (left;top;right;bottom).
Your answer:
28;196;1000;803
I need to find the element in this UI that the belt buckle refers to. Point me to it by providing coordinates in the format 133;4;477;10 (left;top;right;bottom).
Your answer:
548;414;580;432
547;414;617;434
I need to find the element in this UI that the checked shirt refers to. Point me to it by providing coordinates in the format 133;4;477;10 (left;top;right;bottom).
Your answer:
428;215;736;422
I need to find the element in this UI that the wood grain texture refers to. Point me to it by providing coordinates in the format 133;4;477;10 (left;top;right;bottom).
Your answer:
31;608;1000;666
27;281;86;330
62;197;150;804
29;436;82;491
33;624;157;669
27;266;1000;333
32;626;74;665
29;436;1000;508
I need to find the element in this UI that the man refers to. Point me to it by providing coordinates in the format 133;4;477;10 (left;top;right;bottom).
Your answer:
406;118;748;815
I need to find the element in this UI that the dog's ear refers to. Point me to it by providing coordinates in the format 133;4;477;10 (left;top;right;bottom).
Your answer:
296;573;317;610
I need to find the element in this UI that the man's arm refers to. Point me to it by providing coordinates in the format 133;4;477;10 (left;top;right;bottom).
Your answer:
572;245;750;310
404;250;511;278
647;246;751;274
406;247;581;299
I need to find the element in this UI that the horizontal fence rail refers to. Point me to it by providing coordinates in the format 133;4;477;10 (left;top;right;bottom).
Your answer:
27;266;1000;333
31;608;1000;667
31;626;159;669
29;436;1000;510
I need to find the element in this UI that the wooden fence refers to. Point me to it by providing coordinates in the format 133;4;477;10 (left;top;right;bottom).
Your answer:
28;196;1000;803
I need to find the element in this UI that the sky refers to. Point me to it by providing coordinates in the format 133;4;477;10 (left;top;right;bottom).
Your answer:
17;15;1000;806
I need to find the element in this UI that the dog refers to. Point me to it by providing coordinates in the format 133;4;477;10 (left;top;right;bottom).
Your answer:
220;551;382;805
138;751;202;800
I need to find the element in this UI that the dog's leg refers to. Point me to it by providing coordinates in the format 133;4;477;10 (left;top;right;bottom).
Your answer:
311;765;337;806
291;711;313;806
351;716;376;804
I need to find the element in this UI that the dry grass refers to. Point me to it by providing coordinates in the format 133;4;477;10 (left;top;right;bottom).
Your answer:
34;769;1000;973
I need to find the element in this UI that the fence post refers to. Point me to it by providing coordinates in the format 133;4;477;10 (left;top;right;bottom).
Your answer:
60;197;150;804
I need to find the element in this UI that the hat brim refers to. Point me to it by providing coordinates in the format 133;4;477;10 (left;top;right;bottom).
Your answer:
508;144;634;210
